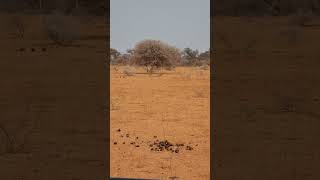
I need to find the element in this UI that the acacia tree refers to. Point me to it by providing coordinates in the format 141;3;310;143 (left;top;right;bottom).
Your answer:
181;48;199;66
110;48;121;64
132;40;181;73
198;50;210;65
126;49;134;55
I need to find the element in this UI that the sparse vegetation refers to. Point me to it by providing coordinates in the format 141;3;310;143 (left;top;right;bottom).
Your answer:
181;48;199;66
198;64;209;70
180;48;210;66
132;40;181;74
122;66;135;76
110;48;121;64
110;45;210;71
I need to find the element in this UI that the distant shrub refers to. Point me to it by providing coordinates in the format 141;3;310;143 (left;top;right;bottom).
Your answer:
122;66;135;76
181;48;199;66
116;54;131;65
42;11;80;46
132;40;181;73
164;66;175;71
198;64;209;70
180;49;210;67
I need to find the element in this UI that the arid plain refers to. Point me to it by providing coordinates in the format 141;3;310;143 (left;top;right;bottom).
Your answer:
110;66;210;179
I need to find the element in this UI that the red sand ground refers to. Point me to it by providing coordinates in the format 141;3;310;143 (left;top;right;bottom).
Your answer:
111;66;210;179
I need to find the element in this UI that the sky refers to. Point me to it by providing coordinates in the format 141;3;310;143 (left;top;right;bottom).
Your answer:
111;0;210;53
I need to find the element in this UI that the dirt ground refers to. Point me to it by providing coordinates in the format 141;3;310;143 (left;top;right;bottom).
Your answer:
7;12;320;180
0;13;107;179
110;66;210;179
214;16;320;180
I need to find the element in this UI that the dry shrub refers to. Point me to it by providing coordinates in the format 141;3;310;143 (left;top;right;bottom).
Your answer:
132;40;181;73
42;11;81;46
164;66;176;71
198;64;209;70
113;66;119;72
116;54;131;65
122;66;135;76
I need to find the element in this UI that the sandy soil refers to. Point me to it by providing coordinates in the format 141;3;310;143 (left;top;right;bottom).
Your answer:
110;66;210;179
213;16;320;180
0;13;107;179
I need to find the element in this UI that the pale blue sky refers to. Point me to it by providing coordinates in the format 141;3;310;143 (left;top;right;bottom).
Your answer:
111;0;210;53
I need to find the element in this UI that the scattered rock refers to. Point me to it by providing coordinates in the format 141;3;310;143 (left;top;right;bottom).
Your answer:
42;48;46;52
149;139;194;153
117;129;121;132
169;176;179;180
126;134;129;137
31;48;35;52
186;146;193;151
114;142;117;145
135;145;140;148
150;140;173;152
